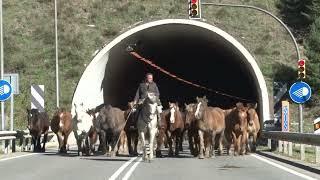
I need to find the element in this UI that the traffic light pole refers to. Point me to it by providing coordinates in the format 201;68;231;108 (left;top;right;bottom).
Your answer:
202;2;304;159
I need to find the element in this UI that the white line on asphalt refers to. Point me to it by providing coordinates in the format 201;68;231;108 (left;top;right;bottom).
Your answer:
0;153;38;162
108;157;138;180
251;154;317;180
122;157;142;180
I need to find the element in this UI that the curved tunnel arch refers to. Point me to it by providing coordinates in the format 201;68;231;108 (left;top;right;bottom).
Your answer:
71;19;271;125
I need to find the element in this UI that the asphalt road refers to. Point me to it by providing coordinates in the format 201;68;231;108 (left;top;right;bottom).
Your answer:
1;146;319;180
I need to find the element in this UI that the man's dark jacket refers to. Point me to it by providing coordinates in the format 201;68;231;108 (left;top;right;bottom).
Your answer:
134;81;160;102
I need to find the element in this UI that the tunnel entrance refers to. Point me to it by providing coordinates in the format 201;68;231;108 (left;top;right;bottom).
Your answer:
71;19;270;124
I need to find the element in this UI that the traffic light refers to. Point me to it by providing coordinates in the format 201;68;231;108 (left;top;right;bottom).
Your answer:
189;0;201;19
298;59;306;79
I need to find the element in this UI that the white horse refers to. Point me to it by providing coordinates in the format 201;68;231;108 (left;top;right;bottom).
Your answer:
73;103;95;156
136;92;162;161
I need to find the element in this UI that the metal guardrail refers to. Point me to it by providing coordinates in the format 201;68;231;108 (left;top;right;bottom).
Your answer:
261;131;320;146
0;130;55;153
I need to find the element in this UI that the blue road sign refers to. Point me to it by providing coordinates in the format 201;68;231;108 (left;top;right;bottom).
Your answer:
0;80;12;101
289;81;312;104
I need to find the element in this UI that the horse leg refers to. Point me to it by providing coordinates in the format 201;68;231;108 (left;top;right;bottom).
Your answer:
175;131;181;156
31;136;37;152
198;130;205;159
62;133;70;153
42;133;48;152
149;127;157;160
100;131;107;154
139;131;146;161
179;129;184;152
188;130;194;156
167;131;174;157
133;131;139;156
57;132;63;153
252;132;257;152
218;130;225;156
208;131;216;158
232;132;239;156
240;132;247;155
36;136;41;152
126;131;133;156
156;129;164;158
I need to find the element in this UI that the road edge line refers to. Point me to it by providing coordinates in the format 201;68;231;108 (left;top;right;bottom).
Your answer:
108;156;138;180
122;157;142;180
250;154;317;180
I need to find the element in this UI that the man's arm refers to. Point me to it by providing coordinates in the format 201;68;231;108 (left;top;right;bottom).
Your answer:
134;85;140;104
154;83;160;98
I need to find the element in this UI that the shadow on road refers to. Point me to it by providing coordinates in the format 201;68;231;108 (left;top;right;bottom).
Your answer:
256;151;320;175
80;157;131;162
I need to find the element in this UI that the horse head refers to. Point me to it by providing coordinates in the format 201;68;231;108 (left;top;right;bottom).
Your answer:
169;102;179;124
235;102;249;132
146;92;157;104
247;103;258;126
195;96;208;120
185;103;196;127
26;108;40;130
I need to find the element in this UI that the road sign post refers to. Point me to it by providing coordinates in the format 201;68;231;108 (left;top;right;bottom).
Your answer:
289;81;311;161
281;101;290;155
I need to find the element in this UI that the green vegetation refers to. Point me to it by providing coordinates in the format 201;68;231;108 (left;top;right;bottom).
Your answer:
0;0;318;131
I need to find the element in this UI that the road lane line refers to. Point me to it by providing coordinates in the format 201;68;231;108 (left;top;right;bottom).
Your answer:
122;157;142;180
251;154;317;180
108;157;138;180
0;153;38;162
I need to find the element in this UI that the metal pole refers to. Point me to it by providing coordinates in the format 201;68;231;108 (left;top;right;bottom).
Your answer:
10;94;13;131
202;2;303;131
54;0;59;108
0;0;4;131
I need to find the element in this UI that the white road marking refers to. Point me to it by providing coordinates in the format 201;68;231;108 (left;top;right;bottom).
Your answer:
251;154;317;180
0;153;38;162
108;157;138;180
122;158;142;180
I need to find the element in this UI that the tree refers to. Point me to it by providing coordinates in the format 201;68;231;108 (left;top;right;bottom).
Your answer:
305;16;320;106
278;0;320;37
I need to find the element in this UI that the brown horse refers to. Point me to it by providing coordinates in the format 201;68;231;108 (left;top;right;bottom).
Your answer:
246;103;260;153
51;108;73;153
156;102;185;157
224;102;248;156
27;108;50;152
185;103;200;157
194;96;225;159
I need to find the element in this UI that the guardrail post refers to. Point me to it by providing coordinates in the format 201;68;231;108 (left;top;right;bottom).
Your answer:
301;144;305;161
288;142;293;156
268;139;272;150
316;146;320;164
279;140;283;153
283;141;288;155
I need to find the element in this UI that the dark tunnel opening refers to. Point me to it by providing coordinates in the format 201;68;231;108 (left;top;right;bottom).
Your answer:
103;23;259;110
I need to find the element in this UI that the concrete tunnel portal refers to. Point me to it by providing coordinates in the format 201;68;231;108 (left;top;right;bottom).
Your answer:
71;19;271;125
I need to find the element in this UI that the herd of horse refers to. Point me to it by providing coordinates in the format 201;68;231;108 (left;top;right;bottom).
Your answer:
26;93;260;161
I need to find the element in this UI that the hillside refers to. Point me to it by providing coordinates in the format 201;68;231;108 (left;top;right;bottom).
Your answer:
1;0;316;131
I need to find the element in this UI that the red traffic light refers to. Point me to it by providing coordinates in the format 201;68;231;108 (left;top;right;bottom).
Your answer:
298;59;305;66
191;0;198;3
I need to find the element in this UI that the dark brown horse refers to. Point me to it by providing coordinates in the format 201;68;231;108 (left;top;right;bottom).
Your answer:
156;102;185;157
194;96;225;159
27;108;50;152
51;108;73;153
246;103;260;153
124;101;139;156
185;103;200;157
224;102;248;156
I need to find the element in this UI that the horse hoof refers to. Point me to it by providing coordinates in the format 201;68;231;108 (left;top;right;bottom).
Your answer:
199;155;204;159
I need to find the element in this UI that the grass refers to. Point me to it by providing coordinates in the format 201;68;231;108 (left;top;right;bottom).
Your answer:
0;0;318;130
